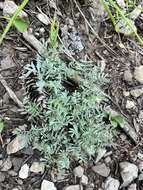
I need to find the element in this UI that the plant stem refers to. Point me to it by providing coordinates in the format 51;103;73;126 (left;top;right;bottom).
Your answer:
108;0;143;45
0;0;29;45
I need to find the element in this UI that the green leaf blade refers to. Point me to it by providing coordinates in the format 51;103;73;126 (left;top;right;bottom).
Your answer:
13;18;28;33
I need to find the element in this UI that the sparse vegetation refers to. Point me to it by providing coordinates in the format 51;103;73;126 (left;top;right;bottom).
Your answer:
22;50;114;171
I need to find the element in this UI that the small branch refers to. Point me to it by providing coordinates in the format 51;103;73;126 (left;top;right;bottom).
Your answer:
23;31;45;54
0;73;23;108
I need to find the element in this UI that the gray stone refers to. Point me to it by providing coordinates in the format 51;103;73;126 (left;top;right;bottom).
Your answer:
137;152;143;160
126;100;135;109
134;66;143;84
30;162;45;174
104;176;120;190
0;172;5;182
128;183;137;190
8;170;17;176
130;88;143;98
3;0;27;18
73;166;84;178
41;180;57;190
138;173;143;180
7;136;27;155
81;175;88;185
1;157;12;171
120;162;138;187
64;185;82;190
95;148;106;163
137;160;143;172
123;91;130;97
124;70;133;82
104;157;111;164
92;163;110;177
19;164;29;179
12;157;23;172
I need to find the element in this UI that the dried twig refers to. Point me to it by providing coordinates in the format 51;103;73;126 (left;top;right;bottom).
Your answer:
23;31;45;54
0;73;23;108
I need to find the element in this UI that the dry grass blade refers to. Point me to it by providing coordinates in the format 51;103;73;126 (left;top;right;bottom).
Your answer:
0;73;23;108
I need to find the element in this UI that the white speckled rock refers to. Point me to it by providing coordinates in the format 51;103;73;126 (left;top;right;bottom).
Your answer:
19;164;29;179
41;180;57;190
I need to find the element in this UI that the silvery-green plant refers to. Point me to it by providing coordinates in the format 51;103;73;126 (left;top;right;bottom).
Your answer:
21;48;114;171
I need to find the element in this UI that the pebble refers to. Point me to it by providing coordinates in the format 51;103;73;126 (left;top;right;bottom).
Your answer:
126;100;135;109
130;88;143;98
137;152;143;160
12;157;23;172
1;157;12;171
30;162;45;174
138;173;143;180
124;70;133;82
8;170;17;176
92;163;110;177
120;162;138;187
95;148;107;163
128;183;137;190
64;185;82;190
37;13;50;25
3;0;27;18
134;66;143;84
104;157;111;164
73;166;84;178
7;136;27;155
137;160;143;172
104;176;120;190
81;175;88;185
139;111;143;121
123;91;130;97
0;172;5;182
41;180;57;190
19;164;29;179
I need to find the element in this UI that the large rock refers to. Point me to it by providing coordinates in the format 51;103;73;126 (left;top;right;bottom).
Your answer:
134;66;143;84
120;162;138;187
41;180;57;190
104;176;120;190
92;163;110;177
